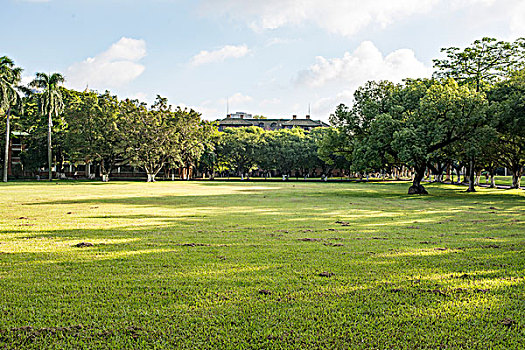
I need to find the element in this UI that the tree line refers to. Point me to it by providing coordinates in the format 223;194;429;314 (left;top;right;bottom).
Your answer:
1;37;524;193
198;126;345;180
0;68;215;182
328;37;525;193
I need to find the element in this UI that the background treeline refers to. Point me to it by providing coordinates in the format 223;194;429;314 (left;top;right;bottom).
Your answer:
1;37;525;193
198;126;349;180
0;80;216;182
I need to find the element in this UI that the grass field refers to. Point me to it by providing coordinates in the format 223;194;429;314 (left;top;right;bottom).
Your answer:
494;176;523;187
0;181;523;349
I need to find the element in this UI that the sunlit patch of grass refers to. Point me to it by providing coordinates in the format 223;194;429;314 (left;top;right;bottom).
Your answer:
0;180;523;349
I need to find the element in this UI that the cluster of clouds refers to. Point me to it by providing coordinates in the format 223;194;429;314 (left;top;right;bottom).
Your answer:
296;41;431;88
199;0;503;38
66;37;146;91
300;42;432;117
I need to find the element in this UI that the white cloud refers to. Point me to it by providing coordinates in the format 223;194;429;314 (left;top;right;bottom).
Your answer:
296;41;431;88
66;37;146;90
190;45;250;66
297;41;432;119
219;92;253;106
200;0;497;37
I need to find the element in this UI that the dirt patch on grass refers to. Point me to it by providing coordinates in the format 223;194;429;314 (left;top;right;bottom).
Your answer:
335;221;350;226
500;318;516;327
481;244;500;249
318;272;335;277
74;242;94;248
177;243;211;247
323;242;344;247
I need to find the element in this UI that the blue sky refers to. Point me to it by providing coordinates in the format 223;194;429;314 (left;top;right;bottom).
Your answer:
2;0;524;121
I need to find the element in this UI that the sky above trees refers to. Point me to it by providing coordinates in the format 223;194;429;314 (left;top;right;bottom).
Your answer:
2;0;524;121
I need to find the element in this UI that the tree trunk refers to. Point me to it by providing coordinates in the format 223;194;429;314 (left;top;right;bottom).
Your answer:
474;170;481;186
408;165;428;195
511;167;522;189
47;112;53;181
147;173;156;182
490;170;496;188
466;158;476;192
444;164;451;183
3;108;11;183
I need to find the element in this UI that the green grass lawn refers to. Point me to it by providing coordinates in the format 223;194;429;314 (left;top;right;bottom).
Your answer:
0;181;523;349
494;175;523;187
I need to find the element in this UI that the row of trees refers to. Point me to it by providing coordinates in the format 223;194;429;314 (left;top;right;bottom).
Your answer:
0;62;215;182
328;37;525;193
198;126;344;179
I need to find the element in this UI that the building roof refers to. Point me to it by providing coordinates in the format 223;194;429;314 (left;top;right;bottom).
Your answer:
281;118;327;127
217;116;329;130
219;118;254;126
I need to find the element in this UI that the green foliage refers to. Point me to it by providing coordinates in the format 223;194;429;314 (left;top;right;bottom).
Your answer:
433;37;525;92
0;56;23;113
488;69;525;187
216;126;263;175
1;56;23;181
63;89;123;175
119;96;214;181
30;72;65;120
213;126;328;177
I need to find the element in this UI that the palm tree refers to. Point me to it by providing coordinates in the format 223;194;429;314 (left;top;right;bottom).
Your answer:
30;72;65;181
0;56;23;183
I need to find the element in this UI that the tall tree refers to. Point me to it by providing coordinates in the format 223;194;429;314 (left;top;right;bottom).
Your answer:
216;126;263;178
170;111;215;180
0;56;23;182
330;81;399;176
64;89;123;180
433;37;525;191
489;69;525;188
392;79;487;193
120;96;210;182
30;73;65;181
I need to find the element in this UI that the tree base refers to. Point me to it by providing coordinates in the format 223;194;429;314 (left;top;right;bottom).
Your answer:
408;185;428;195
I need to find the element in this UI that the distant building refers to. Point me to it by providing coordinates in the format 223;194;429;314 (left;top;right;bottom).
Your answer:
227;112;252;119
217;113;329;131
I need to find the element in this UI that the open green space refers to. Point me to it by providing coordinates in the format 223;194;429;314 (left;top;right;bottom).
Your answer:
0;181;523;349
